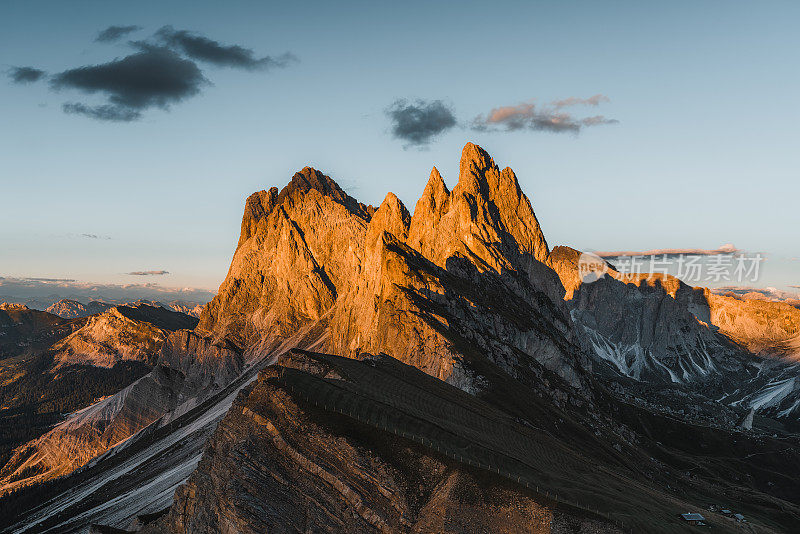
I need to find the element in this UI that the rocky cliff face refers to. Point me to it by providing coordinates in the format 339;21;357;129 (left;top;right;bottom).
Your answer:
708;293;800;358
551;245;800;422
198;143;585;393
45;299;90;319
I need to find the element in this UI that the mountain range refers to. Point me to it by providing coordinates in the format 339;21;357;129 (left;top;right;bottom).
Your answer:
43;300;206;320
1;143;799;533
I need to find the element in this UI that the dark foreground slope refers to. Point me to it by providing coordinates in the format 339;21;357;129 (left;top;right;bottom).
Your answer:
143;350;797;534
147;350;621;534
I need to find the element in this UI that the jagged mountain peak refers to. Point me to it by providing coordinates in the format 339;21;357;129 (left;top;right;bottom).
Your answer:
280;166;374;219
427;165;447;189
455;143;524;207
459;141;494;179
237;166;375;250
407;143;553;296
369;192;411;244
285;166;346;201
199;142;582;394
407;167;450;247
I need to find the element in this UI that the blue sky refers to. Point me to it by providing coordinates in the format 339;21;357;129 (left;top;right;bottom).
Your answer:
1;0;799;295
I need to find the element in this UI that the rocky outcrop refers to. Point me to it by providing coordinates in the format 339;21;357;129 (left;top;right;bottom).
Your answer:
52;304;198;368
0;307;215;497
158;331;244;407
198;143;586;393
551;245;800;420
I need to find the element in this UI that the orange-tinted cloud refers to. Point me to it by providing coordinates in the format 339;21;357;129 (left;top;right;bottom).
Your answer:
472;95;617;134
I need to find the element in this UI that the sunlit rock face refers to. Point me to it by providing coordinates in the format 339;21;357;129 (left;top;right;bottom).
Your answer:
45;299;90;318
51;304;195;368
198;142;587;392
707;293;800;359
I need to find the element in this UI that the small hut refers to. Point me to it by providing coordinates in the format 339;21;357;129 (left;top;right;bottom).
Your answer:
680;512;706;525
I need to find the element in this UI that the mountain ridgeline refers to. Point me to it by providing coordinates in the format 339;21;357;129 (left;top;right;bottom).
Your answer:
2;143;800;533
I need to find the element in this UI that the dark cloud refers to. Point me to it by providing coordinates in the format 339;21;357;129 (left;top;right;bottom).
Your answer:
63;102;142;122
386;99;456;147
127;270;170;276
14;29;292;122
95;25;142;43
472;96;618;134
50;45;207;121
155;26;297;70
8;66;46;84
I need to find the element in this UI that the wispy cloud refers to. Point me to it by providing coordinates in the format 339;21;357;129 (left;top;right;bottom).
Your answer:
155;26;297;70
713;286;800;304
64;102;142;122
21;277;76;282
126;270;170;276
594;243;740;258
95;25;142;43
471;95;617;134
0;277;214;307
386;99;456;148
551;94;610;109
80;233;112;240
8;66;46;84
